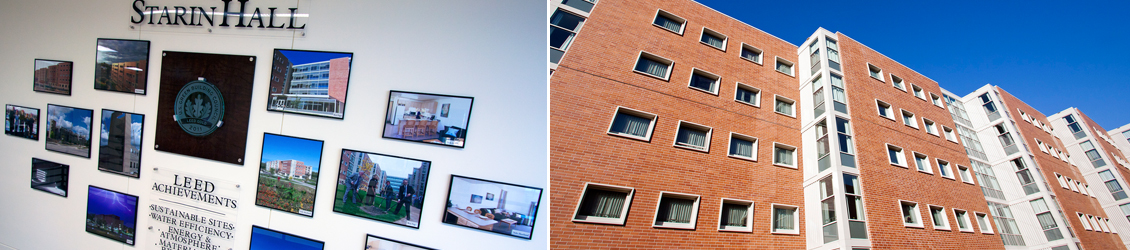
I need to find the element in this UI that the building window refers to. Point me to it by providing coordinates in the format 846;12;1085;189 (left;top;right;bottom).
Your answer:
844;174;868;239
653;192;700;229
979;93;1001;121
652;9;686;34
1119;203;1130;223
1078;181;1089;196
975;212;993;234
607;107;657;141
816;121;831;172
771;204;799;234
735;83;760;107
813;78;826;118
774;95;795;117
900;200;922;228
958;165;973;184
954;209;973;232
719;199;754;232
727;133;757;161
836;117;856;168
1068;178;1080;192
989;202;1025;246
888;144;907;167
773;143;797;168
930;93;943;107
1078;213;1093;231
1055;173;1069;189
572;183;634;225
826;38;841;71
1011;158;1039;195
929;205;950;230
913;153;932;174
1064;114;1086;139
876;100;893;120
632;51;674;80
775;57;795;76
830;73;847;114
867;64;883;81
911;84;924;99
901;110;917;128
687;68;720;94
739;43;762;64
1081;140;1107;168
942;126;957;142
937;159;953;179
1099;170;1128;200
699;27;727;51
673;121;712;152
1030;198;1064;241
549;9;585;63
923;118;937;136
996;124;1018;155
1036;140;1048;153
809;41;821;76
819;176;838;243
890;74;905;90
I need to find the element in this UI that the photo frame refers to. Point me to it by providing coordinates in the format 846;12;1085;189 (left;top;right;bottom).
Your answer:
249;225;324;250
153;51;255;165
46;104;93;158
440;103;450;118
33;59;74;95
31;158;69;197
441;175;544;239
5;104;40;141
86;185;139;245
265;49;354;119
382;90;474;148
97;109;144;178
94;38;151;95
333;149;431;229
471;194;483;204
255;133;325;217
364;234;435;250
486;192;494;201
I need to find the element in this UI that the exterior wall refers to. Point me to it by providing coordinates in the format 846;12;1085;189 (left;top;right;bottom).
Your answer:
1110;124;1130;161
1051;108;1130;249
109;60;146;92
269;50;291;95
328;57;351;104
549;0;805;248
34;63;72;92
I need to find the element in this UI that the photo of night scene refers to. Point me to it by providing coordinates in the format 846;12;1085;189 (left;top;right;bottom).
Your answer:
85;185;139;245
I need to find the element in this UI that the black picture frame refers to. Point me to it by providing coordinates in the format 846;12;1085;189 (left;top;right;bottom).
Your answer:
93;38;151;95
364;234;435;250
5;104;40;141
332;148;431;229
33;59;74;96
254;132;325;217
248;225;325;250
45;104;94;158
97;109;145;178
265;49;354;119
85;185;139;245
441;175;544;240
30;158;69;197
381;90;475;148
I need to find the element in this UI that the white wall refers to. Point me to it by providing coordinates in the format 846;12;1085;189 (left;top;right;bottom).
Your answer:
0;0;547;249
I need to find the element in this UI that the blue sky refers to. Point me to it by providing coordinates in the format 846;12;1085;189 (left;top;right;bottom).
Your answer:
278;50;351;66
48;105;91;138
260;134;324;171
696;0;1130;129
99;110;142;149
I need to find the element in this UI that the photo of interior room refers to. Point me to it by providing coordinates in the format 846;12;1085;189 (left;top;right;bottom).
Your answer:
443;175;542;239
383;91;473;147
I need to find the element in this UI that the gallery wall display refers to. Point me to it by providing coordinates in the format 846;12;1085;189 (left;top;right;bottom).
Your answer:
364;234;435;250
46;104;93;158
382;91;474;148
249;225;325;250
154;51;255;165
255;133;325;217
97;109;144;178
4;104;40;141
85;185;139;245
30;158;69;197
32;59;74;95
442;175;543;239
266;49;354;119
93;38;151;95
333;149;431;229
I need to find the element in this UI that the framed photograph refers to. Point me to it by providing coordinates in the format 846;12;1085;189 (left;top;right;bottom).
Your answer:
94;38;151;95
486;193;494;201
441;175;544;239
31;158;69;197
266;49;354;119
33;59;74;95
46;104;93;158
98;109;144;178
154;51;255;165
471;194;483;204
255;133;325;217
364;234;435;250
86;185;139;245
382;90;474;148
5;104;40;141
249;225;324;250
333;149;431;229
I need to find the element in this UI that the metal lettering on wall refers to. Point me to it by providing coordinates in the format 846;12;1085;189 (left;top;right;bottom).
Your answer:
147;169;240;250
129;0;308;36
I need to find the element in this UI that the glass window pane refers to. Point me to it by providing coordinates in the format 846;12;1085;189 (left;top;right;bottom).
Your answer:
550;10;584;30
549;26;576;49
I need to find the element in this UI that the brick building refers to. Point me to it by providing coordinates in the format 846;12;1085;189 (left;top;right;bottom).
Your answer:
109;60;147;92
549;0;1128;249
267;52;351;118
33;61;72;94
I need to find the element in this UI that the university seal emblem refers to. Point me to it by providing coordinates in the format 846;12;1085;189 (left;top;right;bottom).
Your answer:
173;77;225;137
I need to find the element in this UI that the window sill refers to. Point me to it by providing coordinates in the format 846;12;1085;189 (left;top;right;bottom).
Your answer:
735;100;760;108
958;229;974;233
934;226;951;231
774;111;796;118
718;227;753;233
962;180;975;185
915;96;927;101
653;24;684;36
632;69;670;82
775;70;795;78
607;132;651;142
941;175;955;180
880;115;896;121
774;163;798;169
699;41;726;52
927;132;939;137
728;155;757;162
770;230;800;235
674;143;710;153
904;224;924;229
688;86;719;96
572;217;628;226
905;124;919;130
917;169;934;175
653;223;695;230
891;163;908;168
739;56;763;66
980;231;995;234
869;75;885;83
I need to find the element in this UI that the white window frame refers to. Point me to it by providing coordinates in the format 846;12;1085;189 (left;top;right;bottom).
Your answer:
718;198;755;232
1079;181;1089;196
1086;184;1096;198
775;57;795;77
900;200;923;228
739;43;763;65
651;191;701;229
606;106;658;141
875;99;894;121
953;209;973;233
571;182;635;225
770;204;800;235
867;63;884;82
1037;140;1048;153
929;205;951;231
936;159;954;179
901;109;918;129
912;152;932;174
773;95;796;118
930;93;944;108
734;83;761;107
1078;213;1093;231
890;74;906;91
727;132;759;162
699;27;728;51
1055;173;1069;189
632;51;674;81
772;142;798;169
673;120;712;152
1069;179;1080;192
976;212;994;234
942;126;957;142
911;84;925;100
887;144;907;168
687;68;721;95
958;165;974;184
652;9;686;35
1088;215;1102;232
923;118;938;136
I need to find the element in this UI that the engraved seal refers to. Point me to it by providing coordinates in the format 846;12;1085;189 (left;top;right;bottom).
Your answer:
173;77;224;137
